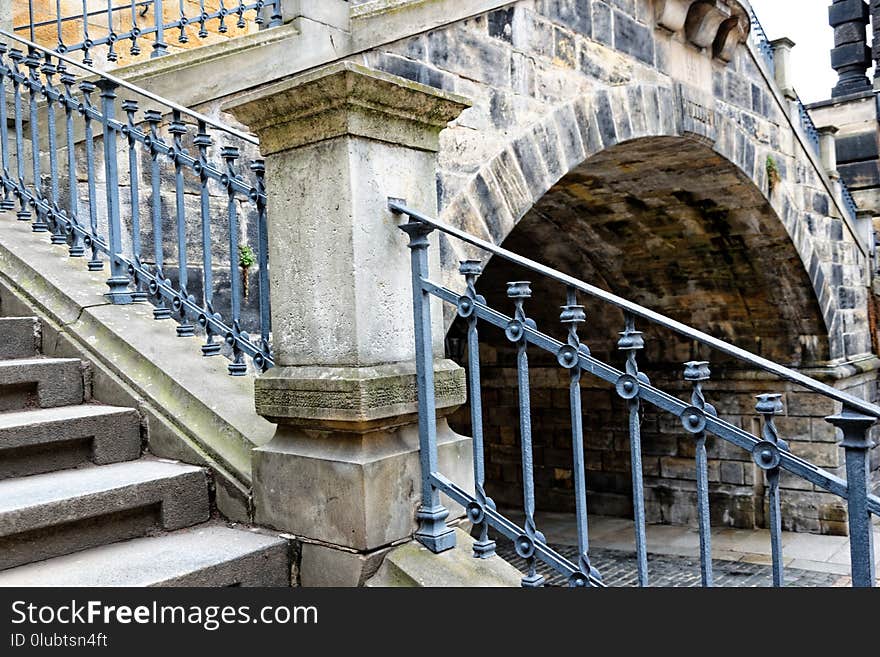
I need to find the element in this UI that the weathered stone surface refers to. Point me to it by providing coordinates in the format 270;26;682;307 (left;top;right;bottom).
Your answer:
253;421;473;552
255;360;466;430
366;528;521;587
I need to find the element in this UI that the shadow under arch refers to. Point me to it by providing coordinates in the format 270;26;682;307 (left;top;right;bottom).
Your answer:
443;131;837;530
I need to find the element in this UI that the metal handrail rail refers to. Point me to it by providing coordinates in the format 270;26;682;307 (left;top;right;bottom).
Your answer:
0;28;258;145
389;199;880;418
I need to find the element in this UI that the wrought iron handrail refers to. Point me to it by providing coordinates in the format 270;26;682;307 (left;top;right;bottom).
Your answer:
747;5;862;225
0;29;273;374
1;29;258;144
18;0;282;65
394;200;879;588
391;200;880;420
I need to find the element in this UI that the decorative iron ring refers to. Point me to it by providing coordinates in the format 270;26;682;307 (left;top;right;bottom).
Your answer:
680;405;707;434
56;45;68;54
225;332;236;347
514;533;535;559
466;501;485;525
253;353;265;369
220;174;230;188
456;295;474;318
752;441;781;470
131;27;142;37
198;313;209;328
615;373;640;400
249;187;259;203
504;319;524;343
148;279;159;295
107;33;118;43
84;40;93;49
83;235;93;247
557;344;579;369
172;296;183;312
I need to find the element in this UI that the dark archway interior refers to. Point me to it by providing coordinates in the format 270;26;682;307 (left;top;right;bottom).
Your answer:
446;136;833;530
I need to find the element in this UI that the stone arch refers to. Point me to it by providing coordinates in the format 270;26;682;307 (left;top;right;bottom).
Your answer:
438;80;869;364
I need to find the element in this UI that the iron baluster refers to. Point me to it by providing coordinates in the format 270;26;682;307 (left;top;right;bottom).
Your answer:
223;146;246;375
81;0;93;66
122;99;146;301
507;280;546;588
55;0;66;53
827;408;877;588
0;45;15;212
60;64;84;257
169;112;194;334
198;0;209;38
218;0;229;33
97;79;133;304
25;49;46;233
458;260;496;559
754;393;787;587
683;360;715;587
616;312;649;586
251;159;272;371
8;50;29;221
400;218;456;553
559;288;599;587
195;120;220;356
106;0;119;62
80;81;102;271
236;0;247;29
153;0;169;57
145;109;171;320
129;0;142;56
41;56;66;246
178;0;189;43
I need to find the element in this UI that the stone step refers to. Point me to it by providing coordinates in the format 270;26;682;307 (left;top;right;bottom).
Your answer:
0;525;290;587
0;405;142;479
0;459;210;570
0;357;83;412
0;317;40;359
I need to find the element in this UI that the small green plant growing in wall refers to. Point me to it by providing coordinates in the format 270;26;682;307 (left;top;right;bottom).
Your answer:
239;245;256;299
766;155;781;192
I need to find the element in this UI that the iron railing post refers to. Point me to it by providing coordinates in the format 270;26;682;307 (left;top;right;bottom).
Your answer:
458;259;496;559
617;313;649;586
755;393;787;587
684;360;714;587
400;218;456;554
153;0;169;57
827;408;877;587
96;78;133;304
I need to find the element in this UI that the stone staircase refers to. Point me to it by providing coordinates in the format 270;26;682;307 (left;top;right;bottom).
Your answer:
0;315;290;586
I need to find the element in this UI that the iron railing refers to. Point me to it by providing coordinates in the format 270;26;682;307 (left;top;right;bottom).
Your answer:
393;200;880;588
747;6;861;224
0;29;273;374
15;0;282;65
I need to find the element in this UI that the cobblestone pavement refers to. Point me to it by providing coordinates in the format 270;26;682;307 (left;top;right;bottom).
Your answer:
496;544;845;587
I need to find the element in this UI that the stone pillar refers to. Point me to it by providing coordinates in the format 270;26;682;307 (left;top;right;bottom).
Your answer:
276;0;350;30
769;38;797;101
224;61;474;586
829;0;872;97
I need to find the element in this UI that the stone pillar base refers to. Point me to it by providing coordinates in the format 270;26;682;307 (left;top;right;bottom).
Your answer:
253;418;473;554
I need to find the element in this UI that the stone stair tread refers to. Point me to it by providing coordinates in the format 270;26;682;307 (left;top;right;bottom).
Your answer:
0;460;202;520
0;404;135;429
0;317;40;358
0;525;289;587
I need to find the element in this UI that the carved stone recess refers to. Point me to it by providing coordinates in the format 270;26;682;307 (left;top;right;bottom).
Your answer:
654;0;751;63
